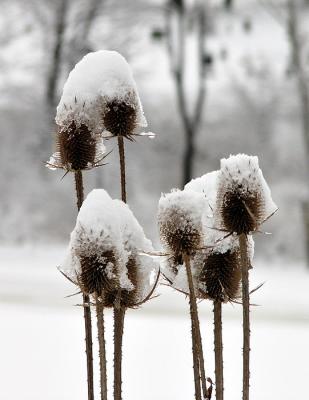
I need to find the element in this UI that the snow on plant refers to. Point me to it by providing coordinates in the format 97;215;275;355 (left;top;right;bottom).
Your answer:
216;154;277;235
64;189;158;307
63;189;130;300
56;50;147;141
114;199;160;307
214;153;277;400
158;189;210;400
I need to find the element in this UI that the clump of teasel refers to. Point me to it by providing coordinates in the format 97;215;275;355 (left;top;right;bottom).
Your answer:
158;189;210;400
215;154;277;400
63;189;127;400
64;190;159;400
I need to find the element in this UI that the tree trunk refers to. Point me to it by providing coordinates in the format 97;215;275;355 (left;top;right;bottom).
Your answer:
46;0;69;108
287;0;309;267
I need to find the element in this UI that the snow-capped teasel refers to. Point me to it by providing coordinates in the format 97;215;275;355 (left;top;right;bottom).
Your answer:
46;122;106;172
216;154;277;235
158;189;209;399
56;50;148;140
158;189;207;259
62;189;132;300
214;154;277;400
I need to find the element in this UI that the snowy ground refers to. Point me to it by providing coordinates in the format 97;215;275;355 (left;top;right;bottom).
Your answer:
0;245;308;400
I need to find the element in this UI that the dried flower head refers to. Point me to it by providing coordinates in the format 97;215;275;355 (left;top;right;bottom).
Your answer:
102;96;138;140
79;250;118;296
62;190;130;304
216;154;277;234
47;120;106;171
62;190;158;308
198;249;241;302
158;190;206;260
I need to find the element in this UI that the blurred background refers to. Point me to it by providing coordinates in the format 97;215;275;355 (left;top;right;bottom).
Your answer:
0;0;309;399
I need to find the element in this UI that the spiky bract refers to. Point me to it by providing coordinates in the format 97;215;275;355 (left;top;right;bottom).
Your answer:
199;250;241;302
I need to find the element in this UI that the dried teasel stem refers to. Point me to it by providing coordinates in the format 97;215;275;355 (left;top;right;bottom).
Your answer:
95;295;108;400
74;170;95;400
114;304;126;400
117;136;127;203
239;233;250;400
183;253;207;400
114;135;127;400
213;300;223;400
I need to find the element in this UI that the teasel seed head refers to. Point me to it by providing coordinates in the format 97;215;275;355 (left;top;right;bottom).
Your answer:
198;249;241;302
49;120;105;171
79;250;118;297
216;154;277;234
102;96;138;140
158;190;206;261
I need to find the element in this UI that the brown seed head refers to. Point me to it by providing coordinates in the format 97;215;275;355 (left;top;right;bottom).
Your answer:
199;250;241;302
160;212;202;259
219;186;264;234
56;121;97;171
79;250;117;297
103;99;137;139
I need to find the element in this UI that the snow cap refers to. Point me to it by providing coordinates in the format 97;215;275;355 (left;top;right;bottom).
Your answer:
56;50;147;136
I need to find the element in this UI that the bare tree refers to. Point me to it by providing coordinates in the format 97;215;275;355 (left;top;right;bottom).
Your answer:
286;0;309;265
46;0;69;108
165;0;208;186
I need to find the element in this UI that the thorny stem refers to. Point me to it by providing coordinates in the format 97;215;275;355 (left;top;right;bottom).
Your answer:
117;136;127;203
114;305;126;400
115;135;126;400
74;170;95;400
96;296;108;400
239;233;250;400
184;253;208;400
214;300;224;400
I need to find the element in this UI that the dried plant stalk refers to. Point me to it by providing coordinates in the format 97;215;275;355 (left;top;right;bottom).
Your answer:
114;132;127;400
239;233;250;400
117;136;127;203
74;170;95;400
114;305;126;400
96;296;108;400
183;253;207;400
214;300;223;400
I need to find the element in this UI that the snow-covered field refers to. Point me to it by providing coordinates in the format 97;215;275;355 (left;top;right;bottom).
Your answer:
0;245;308;399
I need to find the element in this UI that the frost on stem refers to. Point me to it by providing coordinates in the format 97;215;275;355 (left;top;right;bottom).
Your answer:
216;154;277;234
62;189;158;308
